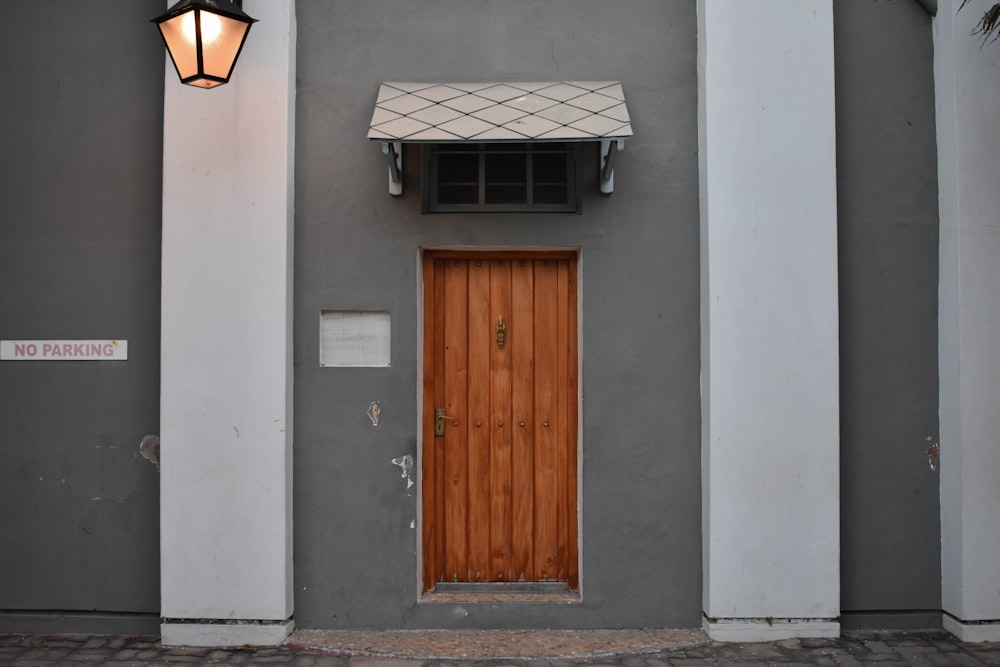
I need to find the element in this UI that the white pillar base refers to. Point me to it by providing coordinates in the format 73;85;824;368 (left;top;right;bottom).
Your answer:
943;615;1000;643
703;617;840;643
161;619;294;647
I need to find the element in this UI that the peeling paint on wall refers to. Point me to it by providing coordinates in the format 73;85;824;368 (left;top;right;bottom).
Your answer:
926;438;939;472
368;400;381;426
139;435;160;471
391;454;413;489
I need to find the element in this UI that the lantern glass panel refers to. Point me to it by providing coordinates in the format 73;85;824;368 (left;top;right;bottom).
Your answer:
158;11;199;81
201;12;251;80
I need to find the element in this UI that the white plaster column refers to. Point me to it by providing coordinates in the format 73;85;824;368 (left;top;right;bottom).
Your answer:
698;0;840;642
158;1;296;647
934;0;1000;643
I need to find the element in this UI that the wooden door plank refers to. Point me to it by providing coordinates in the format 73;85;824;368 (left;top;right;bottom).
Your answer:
556;259;570;581
421;253;438;590
566;256;580;588
490;259;514;582
510;260;535;582
466;259;491;582
434;259;449;584
443;259;469;582
533;260;560;580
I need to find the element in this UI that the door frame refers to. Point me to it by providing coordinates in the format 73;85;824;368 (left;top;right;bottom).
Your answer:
415;247;583;599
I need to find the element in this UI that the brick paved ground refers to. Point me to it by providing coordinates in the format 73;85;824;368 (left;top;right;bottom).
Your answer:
1;629;999;666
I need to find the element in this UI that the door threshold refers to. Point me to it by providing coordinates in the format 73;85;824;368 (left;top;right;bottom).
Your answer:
421;582;580;604
435;581;570;594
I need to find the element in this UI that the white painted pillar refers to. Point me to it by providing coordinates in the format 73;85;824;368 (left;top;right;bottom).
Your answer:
698;0;840;642
159;1;296;647
934;0;1000;643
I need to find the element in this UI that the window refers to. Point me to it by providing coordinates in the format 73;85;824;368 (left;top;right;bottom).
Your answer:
423;143;579;213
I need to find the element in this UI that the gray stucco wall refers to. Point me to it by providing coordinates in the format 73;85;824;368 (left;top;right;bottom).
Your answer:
833;1;942;625
0;2;164;632
0;0;948;635
293;0;702;629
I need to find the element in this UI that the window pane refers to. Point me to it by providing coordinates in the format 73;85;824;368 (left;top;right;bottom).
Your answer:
532;152;568;185
485;152;527;203
436;152;479;204
534;185;568;205
485;153;526;184
485;184;528;204
438;184;479;204
438;152;478;183
533;150;570;205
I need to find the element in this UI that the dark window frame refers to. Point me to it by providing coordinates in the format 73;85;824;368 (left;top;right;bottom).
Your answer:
422;142;580;213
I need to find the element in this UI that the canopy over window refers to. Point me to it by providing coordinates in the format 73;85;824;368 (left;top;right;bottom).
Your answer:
368;81;632;142
368;82;632;195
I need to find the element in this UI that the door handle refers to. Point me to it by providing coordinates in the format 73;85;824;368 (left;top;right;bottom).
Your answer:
434;407;457;436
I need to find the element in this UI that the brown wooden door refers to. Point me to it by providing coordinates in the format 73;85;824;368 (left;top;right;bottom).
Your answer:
422;251;578;591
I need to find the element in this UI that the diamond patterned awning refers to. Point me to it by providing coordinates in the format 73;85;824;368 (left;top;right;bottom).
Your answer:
368;81;633;143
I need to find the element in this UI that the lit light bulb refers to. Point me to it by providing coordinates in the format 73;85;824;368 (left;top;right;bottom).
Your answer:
181;10;223;45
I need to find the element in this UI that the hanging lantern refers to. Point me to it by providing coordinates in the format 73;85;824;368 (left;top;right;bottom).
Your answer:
153;0;257;89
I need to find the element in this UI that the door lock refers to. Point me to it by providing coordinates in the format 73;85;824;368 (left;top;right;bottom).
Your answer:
434;408;456;437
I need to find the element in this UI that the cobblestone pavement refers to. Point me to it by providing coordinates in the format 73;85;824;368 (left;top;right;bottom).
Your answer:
1;629;999;666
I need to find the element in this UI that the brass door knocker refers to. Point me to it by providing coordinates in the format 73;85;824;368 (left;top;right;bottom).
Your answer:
496;315;506;349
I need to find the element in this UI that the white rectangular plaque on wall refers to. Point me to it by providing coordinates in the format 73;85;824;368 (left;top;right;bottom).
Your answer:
320;311;390;367
0;339;128;361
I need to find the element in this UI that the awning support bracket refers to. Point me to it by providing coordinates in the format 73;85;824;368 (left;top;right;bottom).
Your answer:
382;141;403;196
600;139;624;194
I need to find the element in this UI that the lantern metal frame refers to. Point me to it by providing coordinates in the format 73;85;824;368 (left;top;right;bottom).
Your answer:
152;0;257;89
